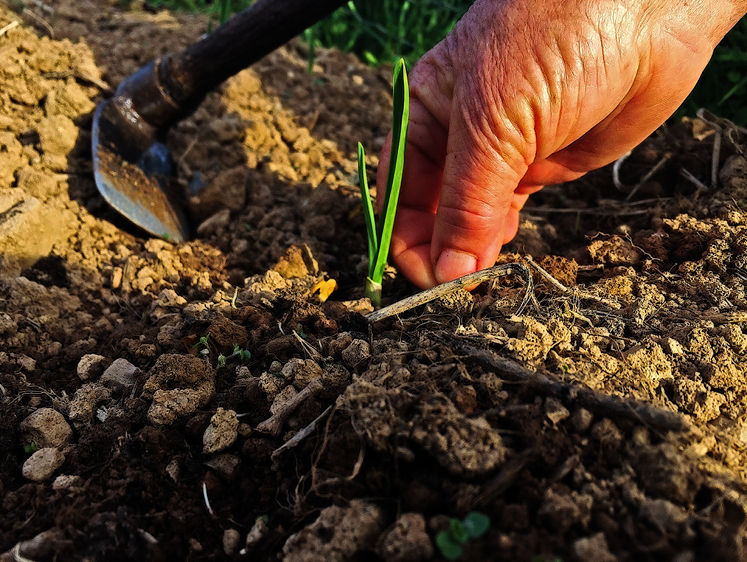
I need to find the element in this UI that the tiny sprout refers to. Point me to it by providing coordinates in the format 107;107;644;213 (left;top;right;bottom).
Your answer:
232;343;251;362
193;333;211;349
24;442;39;454
217;344;252;368
435;512;490;560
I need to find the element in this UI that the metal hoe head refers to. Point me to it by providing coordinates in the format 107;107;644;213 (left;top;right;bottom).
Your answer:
91;64;190;243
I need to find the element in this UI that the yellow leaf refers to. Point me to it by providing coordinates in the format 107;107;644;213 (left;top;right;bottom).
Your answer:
311;278;337;302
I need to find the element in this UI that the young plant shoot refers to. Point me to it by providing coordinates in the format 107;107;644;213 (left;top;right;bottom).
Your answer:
358;58;409;308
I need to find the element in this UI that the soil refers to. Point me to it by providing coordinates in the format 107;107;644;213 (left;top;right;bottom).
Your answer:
3;2;747;561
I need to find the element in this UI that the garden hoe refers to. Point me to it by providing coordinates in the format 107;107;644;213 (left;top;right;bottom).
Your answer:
92;0;348;242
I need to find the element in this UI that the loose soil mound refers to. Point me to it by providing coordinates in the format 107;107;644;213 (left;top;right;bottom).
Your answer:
3;2;747;561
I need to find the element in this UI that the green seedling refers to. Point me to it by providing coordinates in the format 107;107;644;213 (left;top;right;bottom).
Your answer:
193;333;211;359
218;343;252;368
435;512;491;560
24;442;39;455
193;334;210;349
358;58;409;308
232;343;251;362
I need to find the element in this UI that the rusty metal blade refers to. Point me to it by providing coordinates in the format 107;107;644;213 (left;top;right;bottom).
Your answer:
91;99;190;242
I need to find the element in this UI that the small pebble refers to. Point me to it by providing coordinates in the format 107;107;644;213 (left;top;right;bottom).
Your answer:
52;474;82;490
341;339;370;369
22;448;65;481
203;408;239;454
100;358;138;394
19;408;73;449
76;353;108;381
223;528;241;556
571;408;593;433
545;397;570;426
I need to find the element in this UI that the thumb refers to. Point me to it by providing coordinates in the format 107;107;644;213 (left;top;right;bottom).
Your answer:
430;88;528;284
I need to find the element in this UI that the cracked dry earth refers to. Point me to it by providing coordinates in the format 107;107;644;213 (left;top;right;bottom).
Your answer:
5;2;747;561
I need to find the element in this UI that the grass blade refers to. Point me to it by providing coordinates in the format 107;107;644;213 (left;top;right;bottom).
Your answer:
357;142;378;270
372;58;409;281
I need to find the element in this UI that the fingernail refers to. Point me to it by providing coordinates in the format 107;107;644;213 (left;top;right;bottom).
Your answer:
435;250;477;284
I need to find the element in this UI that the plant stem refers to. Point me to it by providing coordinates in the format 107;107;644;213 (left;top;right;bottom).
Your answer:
365;277;382;308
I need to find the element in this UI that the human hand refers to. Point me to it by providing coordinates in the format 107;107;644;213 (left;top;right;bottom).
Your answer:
378;0;746;289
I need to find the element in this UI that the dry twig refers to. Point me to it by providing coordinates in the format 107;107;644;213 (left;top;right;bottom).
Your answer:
0;20;19;38
440;334;688;432
624;152;672;202
22;8;53;37
612;149;672;201
271;405;333;461
524;255;621;310
256;378;324;437
612;151;631;191
468;449;533;511
679;168;709;194
366;263;534;323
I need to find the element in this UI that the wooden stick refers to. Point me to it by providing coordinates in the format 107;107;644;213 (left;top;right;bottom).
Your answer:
524;255;621;310
256;378;324;437
271;405;333;461
0;21;19;38
366;263;534;323
439;334;688;432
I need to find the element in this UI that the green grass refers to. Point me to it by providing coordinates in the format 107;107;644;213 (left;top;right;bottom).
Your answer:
305;0;471;67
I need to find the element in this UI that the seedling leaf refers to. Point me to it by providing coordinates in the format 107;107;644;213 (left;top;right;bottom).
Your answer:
435;531;463;560
463;512;490;539
357;142;377;267
450;518;469;544
372;58;409;283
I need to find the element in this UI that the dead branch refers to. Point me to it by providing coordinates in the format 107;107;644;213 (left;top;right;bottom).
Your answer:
271;404;333;461
366;263;534;323
439;333;689;432
256;378;324;437
525;255;621;310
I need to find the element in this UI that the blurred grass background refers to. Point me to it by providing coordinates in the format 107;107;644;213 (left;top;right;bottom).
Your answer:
145;0;747;125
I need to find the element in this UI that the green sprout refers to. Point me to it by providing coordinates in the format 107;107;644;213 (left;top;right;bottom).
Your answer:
435;512;491;560
358;58;409;308
232;343;251;362
193;333;211;359
218;343;252;368
24;442;39;455
193;334;210;349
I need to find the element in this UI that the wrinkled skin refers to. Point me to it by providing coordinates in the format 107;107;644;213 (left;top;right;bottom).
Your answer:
378;0;747;289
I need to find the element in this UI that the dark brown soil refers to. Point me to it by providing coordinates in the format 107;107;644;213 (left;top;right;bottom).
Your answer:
4;2;747;561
